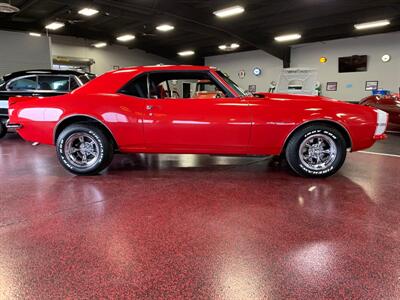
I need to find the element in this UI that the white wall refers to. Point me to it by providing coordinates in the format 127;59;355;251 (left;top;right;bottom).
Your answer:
0;30;51;75
51;35;176;75
291;31;400;102
205;50;283;92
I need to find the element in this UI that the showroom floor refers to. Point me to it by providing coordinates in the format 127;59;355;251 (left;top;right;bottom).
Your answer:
1;133;400;299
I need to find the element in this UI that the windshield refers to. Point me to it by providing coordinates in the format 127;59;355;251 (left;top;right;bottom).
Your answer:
217;71;246;97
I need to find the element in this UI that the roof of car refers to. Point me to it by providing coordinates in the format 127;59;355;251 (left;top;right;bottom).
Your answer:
114;65;216;73
2;69;93;81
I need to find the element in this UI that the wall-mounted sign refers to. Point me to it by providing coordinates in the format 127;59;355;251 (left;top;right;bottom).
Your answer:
252;67;262;76
381;54;391;63
238;70;246;79
365;81;379;91
326;82;337;91
248;85;257;93
320;57;328;63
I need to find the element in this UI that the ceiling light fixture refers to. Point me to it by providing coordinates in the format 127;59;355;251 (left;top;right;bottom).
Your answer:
213;5;245;18
354;19;390;30
29;32;42;37
274;33;302;42
116;34;135;42
45;22;65;31
92;42;107;48
0;2;20;13
219;43;240;51
78;8;99;17
178;50;195;56
156;24;175;32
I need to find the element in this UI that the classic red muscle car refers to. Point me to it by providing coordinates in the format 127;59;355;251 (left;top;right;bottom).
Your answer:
360;94;400;132
8;65;388;177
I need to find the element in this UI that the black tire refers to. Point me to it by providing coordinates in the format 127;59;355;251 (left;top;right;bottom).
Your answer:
56;124;114;175
0;122;7;139
285;124;347;178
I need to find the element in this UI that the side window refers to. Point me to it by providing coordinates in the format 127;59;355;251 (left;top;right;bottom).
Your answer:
119;74;149;98
148;71;231;99
7;76;38;91
70;77;80;91
38;76;69;92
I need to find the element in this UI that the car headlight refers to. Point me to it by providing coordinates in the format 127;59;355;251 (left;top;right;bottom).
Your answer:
374;109;388;136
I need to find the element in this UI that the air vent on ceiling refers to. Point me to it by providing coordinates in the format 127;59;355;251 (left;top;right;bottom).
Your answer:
0;2;20;13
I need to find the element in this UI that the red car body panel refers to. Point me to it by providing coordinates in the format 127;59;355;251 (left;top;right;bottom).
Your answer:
360;94;400;132
9;65;382;156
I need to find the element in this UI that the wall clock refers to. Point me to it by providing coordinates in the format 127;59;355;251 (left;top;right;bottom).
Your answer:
381;54;391;63
253;67;262;76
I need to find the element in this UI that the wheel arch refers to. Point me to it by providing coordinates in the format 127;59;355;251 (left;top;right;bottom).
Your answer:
54;115;118;150
281;120;352;154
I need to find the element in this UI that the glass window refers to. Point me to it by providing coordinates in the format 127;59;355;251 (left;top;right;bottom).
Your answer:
119;74;149;98
216;71;246;97
70;77;80;91
7;76;38;91
38;76;69;91
148;71;231;99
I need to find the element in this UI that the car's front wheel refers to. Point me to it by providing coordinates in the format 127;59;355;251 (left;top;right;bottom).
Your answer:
56;124;114;175
285;124;347;178
0;122;7;139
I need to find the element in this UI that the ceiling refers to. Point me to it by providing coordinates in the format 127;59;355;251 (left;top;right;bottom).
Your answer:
1;0;400;65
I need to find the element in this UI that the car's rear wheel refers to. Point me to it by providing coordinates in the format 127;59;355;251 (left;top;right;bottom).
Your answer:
0;122;7;139
285;124;347;178
56;124;114;175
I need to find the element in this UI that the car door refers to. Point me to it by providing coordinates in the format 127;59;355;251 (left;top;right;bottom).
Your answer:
142;71;251;154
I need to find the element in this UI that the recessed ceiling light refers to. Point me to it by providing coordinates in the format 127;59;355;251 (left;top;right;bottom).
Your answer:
213;5;245;18
274;33;302;42
45;22;65;31
92;42;107;48
29;32;41;37
354;19;390;30
156;24;175;32
78;8;99;17
116;34;136;42
178;50;195;56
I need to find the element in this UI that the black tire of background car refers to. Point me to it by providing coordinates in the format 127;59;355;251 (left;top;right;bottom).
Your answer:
0;122;7;139
285;124;347;178
56;124;114;176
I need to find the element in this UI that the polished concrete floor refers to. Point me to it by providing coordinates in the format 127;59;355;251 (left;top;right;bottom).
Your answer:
1;133;400;299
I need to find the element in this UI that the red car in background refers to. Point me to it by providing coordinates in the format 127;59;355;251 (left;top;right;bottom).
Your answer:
360;94;400;132
8;65;388;177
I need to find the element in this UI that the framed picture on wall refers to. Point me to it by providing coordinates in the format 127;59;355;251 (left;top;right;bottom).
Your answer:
326;82;337;91
248;85;257;93
365;81;379;91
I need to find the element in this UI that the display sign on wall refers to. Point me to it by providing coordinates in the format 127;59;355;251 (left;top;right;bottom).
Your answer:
248;85;257;93
365;81;379;91
326;82;338;91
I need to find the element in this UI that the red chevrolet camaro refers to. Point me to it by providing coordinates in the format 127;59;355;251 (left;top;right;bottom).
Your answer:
8;65;388;177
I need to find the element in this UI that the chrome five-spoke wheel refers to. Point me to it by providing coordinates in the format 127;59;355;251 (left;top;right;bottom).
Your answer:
299;134;337;171
64;133;100;168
